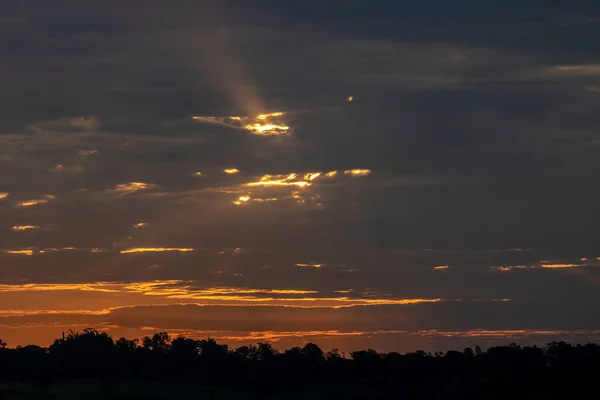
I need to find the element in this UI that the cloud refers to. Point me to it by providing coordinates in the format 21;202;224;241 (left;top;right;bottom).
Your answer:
12;226;40;232
296;262;326;268
192;111;291;136
547;65;600;76
26;117;100;133
16;195;55;208
77;149;99;156
112;182;158;195
120;248;195;254
50;164;83;173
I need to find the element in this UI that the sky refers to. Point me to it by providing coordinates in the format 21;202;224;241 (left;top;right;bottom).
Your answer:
1;0;600;353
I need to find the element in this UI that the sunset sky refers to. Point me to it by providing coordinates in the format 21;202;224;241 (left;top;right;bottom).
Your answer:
1;0;600;352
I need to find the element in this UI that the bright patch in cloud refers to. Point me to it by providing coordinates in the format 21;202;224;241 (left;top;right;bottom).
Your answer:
193;112;291;136
0;193;8;200
133;222;148;229
491;259;592;272
224;169;239;174
344;169;371;177
120;248;195;254
12;225;39;231
246;173;312;188
296;262;327;268
16;195;55;208
540;263;579;269
233;195;251;206
434;265;449;270
3;249;34;256
113;182;157;195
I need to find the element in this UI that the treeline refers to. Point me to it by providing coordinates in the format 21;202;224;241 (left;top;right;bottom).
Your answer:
1;329;600;398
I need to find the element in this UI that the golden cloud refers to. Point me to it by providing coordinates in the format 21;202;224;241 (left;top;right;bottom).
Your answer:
296;263;326;268
113;182;157;195
344;169;371;177
0;193;8;200
120;248;195;254
12;225;40;231
193;111;291;136
16;195;55;208
2;249;34;256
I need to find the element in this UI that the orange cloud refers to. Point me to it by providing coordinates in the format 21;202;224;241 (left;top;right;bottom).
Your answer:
16;195;55;207
12;225;39;231
296;262;326;268
344;169;371;177
120;248;195;254
113;182;157;195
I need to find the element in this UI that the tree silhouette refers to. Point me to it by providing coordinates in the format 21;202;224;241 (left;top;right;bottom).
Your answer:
115;337;139;352
1;328;600;399
142;332;170;353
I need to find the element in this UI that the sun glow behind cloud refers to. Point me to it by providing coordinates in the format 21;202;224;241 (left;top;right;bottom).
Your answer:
193;111;291;136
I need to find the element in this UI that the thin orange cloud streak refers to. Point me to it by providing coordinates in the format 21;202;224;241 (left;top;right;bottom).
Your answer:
2;249;34;256
120;248;195;254
16;195;55;207
296;263;326;268
12;225;40;231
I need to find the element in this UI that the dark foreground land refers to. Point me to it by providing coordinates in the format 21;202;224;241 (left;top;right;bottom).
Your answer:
1;329;600;399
